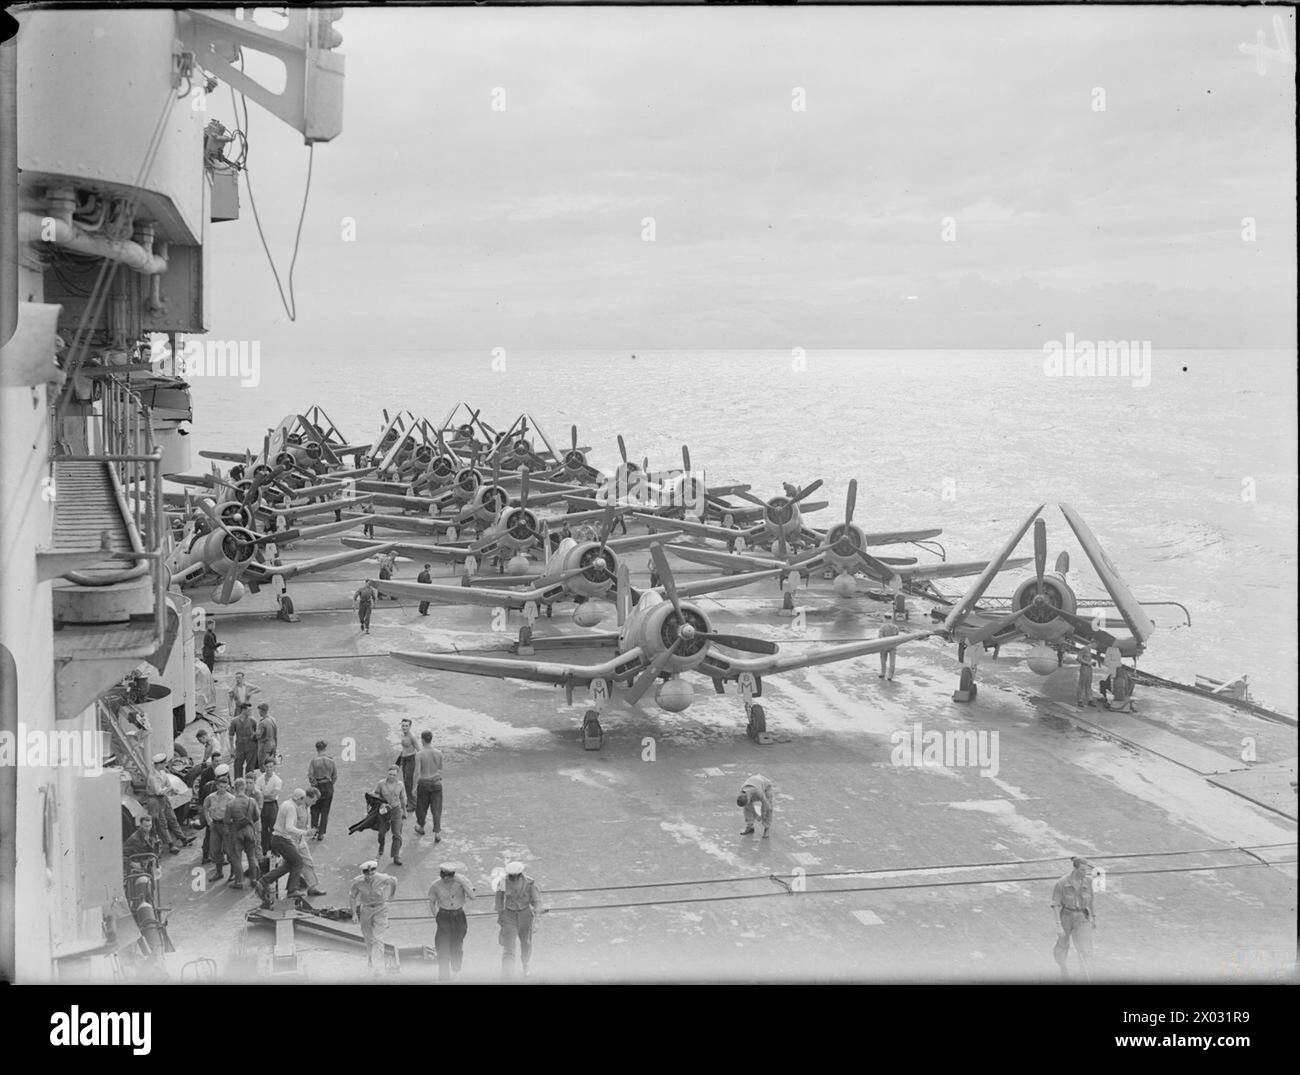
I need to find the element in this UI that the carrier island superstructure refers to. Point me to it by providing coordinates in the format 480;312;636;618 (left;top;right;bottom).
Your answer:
0;7;346;982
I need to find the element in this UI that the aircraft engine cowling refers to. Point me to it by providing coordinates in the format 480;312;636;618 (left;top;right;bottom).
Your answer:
215;526;259;569
765;496;797;528
506;508;539;542
824;521;864;555
1011;573;1076;623
214;500;252;529
642;600;712;673
275;450;297;470
562;448;587;475
454;467;483;498
428;454;456;480
304;440;323;461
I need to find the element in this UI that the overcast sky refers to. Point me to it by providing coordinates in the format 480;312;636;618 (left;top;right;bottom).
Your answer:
205;5;1296;352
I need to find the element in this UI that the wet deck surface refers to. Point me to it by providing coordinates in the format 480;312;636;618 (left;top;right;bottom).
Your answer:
159;538;1297;982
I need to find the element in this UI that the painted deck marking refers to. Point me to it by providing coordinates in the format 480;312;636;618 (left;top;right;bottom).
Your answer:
703;767;726;777
791;852;820;866
852;910;884;927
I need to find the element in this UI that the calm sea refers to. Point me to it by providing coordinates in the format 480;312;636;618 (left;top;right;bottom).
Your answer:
182;348;1298;711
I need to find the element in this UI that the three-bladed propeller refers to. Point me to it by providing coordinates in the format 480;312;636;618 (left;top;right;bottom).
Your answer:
599;540;782;703
194;497;279;603
955;512;1102;645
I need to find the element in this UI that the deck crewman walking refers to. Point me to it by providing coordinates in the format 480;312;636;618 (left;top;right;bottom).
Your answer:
351;860;398;972
413;730;444;841
307;740;337;839
397;718;418;809
428;861;476;980
373;765;408;866
1051;856;1097;980
354;580;377;633
737;773;774;838
496;861;543;979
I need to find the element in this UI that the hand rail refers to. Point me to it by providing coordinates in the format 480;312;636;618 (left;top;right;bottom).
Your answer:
53;377;168;641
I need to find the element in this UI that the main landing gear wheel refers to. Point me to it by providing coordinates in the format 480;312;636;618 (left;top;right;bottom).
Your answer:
746;703;767;741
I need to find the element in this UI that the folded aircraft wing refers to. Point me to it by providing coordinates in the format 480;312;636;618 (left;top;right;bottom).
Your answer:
859;527;944;546
666;543;781;574
341;536;472;564
245;542;397;583
389;648;646;687
895;555;1031;582
1058;503;1155;647
373;578;544;610
630;512;741;543
698;630;935;680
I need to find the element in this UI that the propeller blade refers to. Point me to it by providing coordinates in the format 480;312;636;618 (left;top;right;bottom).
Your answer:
520;467;530;510
682;444;691;473
625;637;683;704
1055;551;1070;575
699;632;778;655
596;503;617;553
649;543;683;618
793;479;824;504
617;434;628;465
571;425;578;451
1034;517;1047;596
973;608;1028;644
854;548;902;584
733;489;768;509
845;479;857;525
942;504;1046;633
218;561;242;604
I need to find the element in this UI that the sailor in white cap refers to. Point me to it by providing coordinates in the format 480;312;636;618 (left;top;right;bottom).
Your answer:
495;861;543;978
427;862;476;979
144;752;190;852
350;860;398;972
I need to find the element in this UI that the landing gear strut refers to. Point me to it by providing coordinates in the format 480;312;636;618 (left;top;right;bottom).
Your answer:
739;673;772;744
581;679;610;750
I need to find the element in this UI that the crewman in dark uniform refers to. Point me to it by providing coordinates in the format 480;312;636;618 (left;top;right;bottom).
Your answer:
417;563;433;615
201;618;219;671
428;862;476;980
354;580;377;633
123;816;162;865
